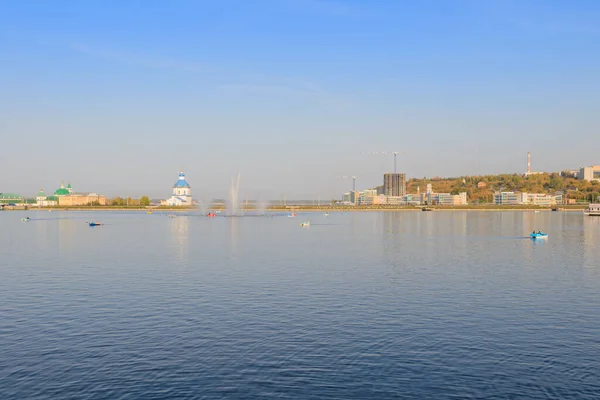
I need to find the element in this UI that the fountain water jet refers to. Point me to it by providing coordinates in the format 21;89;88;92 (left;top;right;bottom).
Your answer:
255;198;269;215
227;174;242;216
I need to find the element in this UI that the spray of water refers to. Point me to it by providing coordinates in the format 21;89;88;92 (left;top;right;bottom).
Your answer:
227;174;241;216
255;198;269;215
198;199;207;215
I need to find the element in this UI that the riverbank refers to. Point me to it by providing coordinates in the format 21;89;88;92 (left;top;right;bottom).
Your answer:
1;205;588;212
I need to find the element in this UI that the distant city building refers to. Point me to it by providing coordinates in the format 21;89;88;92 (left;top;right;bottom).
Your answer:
162;171;193;206
350;190;360;205
54;181;72;196
561;170;579;178
494;192;520;205
494;192;562;205
51;181;106;206
59;193;107;206
403;194;421;205
35;189;58;207
358;194;386;205
423;192;468;206
521;193;562;206
0;193;24;204
419;183;467;205
579;166;600;182
357;189;378;205
383;173;406;197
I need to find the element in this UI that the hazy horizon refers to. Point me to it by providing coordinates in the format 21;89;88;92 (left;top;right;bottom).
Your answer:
2;0;599;199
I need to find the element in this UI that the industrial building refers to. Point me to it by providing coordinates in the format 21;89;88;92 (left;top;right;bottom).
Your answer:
524;152;543;177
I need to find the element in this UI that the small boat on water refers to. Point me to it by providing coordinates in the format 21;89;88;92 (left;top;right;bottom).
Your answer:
530;232;548;239
288;213;297;218
301;221;310;227
584;204;600;216
147;211;152;214
21;217;31;222
88;221;103;227
206;213;216;217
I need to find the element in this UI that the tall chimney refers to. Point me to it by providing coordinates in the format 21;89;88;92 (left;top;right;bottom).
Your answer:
527;152;531;173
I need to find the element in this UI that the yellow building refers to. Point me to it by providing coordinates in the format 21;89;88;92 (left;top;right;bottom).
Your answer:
52;181;106;206
58;193;107;206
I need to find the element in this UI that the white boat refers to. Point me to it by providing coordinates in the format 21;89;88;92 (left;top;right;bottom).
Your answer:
301;221;310;227
584;204;600;216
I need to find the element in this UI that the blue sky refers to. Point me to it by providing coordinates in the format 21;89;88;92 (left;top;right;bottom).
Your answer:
1;0;599;199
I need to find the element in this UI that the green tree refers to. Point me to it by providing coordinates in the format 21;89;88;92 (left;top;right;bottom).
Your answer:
140;196;150;206
547;173;564;191
111;197;124;206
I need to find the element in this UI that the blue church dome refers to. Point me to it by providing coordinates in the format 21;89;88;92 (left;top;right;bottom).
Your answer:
173;171;191;188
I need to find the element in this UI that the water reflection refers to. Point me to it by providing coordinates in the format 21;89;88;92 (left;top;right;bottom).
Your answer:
4;211;600;398
228;217;239;258
171;216;189;263
584;215;600;271
57;217;77;255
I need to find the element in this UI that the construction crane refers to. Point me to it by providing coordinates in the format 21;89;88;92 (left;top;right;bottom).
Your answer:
364;151;406;173
334;175;357;192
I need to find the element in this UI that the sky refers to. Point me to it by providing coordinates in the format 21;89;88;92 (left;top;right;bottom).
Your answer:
1;0;599;200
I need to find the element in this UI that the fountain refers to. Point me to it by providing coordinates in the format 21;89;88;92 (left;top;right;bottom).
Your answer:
198;199;207;215
255;198;269;215
226;174;242;216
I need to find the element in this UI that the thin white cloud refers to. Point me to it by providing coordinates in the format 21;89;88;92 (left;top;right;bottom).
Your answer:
220;79;354;110
70;42;354;110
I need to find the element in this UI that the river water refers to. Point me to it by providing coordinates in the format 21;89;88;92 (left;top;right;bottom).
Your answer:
1;210;599;399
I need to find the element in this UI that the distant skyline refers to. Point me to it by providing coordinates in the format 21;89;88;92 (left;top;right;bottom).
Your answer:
1;0;599;199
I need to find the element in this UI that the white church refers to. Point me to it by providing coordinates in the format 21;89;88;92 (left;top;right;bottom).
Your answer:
162;171;193;206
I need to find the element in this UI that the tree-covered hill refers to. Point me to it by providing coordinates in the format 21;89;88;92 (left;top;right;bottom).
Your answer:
407;173;600;203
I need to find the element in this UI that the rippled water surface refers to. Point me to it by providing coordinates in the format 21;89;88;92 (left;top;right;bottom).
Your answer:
1;210;600;399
